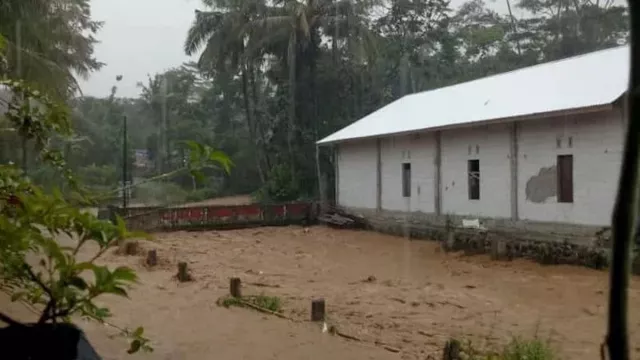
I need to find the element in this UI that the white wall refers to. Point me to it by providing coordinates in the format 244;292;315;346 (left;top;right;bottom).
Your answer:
335;108;624;227
337;140;377;209
380;133;436;213
517;109;623;226
440;123;512;218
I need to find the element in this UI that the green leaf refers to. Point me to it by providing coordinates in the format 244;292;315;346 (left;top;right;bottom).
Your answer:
112;266;137;282
115;216;127;234
190;169;206;185
74;262;96;272
127;339;142;354
68;276;88;290
110;286;128;298
132;326;144;338
92;265;110;287
94;307;112;319
208;150;233;173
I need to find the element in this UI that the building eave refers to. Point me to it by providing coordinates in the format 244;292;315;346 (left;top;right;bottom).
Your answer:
317;103;616;146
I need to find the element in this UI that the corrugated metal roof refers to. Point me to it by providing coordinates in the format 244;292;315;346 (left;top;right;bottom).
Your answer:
318;45;629;145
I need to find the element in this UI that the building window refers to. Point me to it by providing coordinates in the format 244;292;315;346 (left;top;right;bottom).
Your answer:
402;163;411;197
557;155;574;203
468;159;480;200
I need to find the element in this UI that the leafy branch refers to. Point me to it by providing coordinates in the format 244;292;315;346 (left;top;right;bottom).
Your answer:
0;34;154;353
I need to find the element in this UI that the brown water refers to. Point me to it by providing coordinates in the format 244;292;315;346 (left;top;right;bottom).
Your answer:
3;226;638;359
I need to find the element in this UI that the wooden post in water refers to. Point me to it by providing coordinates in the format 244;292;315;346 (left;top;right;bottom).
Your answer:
311;298;325;322
443;339;461;360
230;277;242;298
146;249;158;266
177;262;192;282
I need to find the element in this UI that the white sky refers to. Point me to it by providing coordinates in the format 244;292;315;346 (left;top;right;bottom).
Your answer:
76;0;555;98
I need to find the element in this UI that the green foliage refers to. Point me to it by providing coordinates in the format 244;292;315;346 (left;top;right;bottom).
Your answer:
254;163;300;202
1;79;73;163
185;188;218;202
447;337;556;360
249;294;282;313
133;182;188;206
0;75;152;353
0;0;103;98
499;338;555;360
0;163;152;353
218;294;283;313
184;139;233;182
2;0;628;207
77;165;119;189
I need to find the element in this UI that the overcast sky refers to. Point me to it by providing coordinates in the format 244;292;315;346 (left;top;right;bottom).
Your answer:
76;0;534;98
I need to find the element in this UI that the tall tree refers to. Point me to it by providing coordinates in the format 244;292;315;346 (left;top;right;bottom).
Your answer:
185;0;272;183
0;0;103;98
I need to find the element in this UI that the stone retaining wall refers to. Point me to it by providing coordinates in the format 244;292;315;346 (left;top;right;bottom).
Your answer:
343;207;612;270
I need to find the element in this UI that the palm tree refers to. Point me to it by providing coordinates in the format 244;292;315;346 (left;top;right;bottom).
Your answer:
137;75;169;174
244;0;377;178
0;0;103;98
185;0;378;187
185;0;270;183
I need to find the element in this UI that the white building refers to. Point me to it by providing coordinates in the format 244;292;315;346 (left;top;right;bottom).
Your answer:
318;46;629;229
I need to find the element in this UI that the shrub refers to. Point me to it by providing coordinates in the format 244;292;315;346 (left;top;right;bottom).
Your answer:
500;338;555;360
77;165;118;188
185;188;218;202
444;337;556;360
133;182;188;205
219;294;283;313
254;163;299;203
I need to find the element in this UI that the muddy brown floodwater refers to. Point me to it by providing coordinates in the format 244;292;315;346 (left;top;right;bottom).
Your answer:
3;226;640;359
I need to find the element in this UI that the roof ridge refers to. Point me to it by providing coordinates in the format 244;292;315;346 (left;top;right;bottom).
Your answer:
319;44;628;145
405;44;628;99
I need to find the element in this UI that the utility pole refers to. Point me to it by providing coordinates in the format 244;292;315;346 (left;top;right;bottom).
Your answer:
161;76;168;174
122;115;128;209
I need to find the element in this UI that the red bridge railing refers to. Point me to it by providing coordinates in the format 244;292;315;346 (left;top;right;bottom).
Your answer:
118;202;317;232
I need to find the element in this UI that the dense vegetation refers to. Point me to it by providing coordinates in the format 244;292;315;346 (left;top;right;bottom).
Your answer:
1;0;629;206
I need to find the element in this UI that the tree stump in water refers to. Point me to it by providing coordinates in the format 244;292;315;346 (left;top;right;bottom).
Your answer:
146;249;158;267
176;262;193;282
442;339;461;360
118;240;139;256
229;277;242;298
311;298;325;322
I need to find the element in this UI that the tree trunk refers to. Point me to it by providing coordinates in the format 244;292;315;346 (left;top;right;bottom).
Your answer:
332;0;339;64
160;78;168;174
287;34;297;184
249;63;271;171
505;0;522;56
21;136;27;174
241;63;266;184
310;31;323;205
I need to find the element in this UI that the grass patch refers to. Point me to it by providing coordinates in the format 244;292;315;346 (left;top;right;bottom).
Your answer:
499;338;555;360
447;337;556;360
218;294;283;313
249;294;282;312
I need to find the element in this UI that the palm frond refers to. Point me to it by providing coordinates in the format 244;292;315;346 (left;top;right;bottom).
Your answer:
245;26;292;57
185;10;226;55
